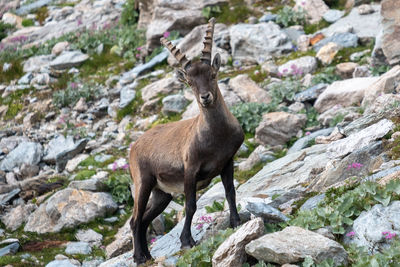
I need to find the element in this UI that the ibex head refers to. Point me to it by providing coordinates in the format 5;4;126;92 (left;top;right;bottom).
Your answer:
161;18;221;108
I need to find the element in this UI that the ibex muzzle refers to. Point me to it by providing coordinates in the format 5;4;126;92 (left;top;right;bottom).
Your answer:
129;18;244;264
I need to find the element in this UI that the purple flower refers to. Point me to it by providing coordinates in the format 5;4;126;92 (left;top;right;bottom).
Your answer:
277;72;282;78
136;53;140;58
150;238;156;244
305;131;311;136
347;162;363;170
137;46;143;51
70;82;78;89
77;18;83;26
163;31;170;38
196;223;203;230
112;161;118;171
346;231;355;238
382;231;396;240
122;164;129;170
282;68;288;73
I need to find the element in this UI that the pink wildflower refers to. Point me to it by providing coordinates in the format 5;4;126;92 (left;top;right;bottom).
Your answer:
196;223;203;230
112;161;118;171
346;231;355;238
305;131;311;136
163;31;170;38
122;164;129;170
150;238;156;244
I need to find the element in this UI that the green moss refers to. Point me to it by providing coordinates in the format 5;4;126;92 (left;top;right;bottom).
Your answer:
22;19;34;27
275;50;316;65
303;20;331;34
0;60;24;84
151;113;182;127
75;169;96;180
234;162;264;184
0;87;32;120
331;42;375;65
214;0;256;25
79;155;116;168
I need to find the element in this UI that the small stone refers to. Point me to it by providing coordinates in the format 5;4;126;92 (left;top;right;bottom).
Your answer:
316;42;340;65
358;4;374;15
73;98;88;112
65;241;92;255
278;56;317;76
335;62;359;79
52;41;70;56
297;35;311;52
353;65;372;78
75;229;103;247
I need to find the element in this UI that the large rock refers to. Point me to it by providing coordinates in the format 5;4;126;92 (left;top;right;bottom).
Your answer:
65;242;92;255
373;0;400;66
141;76;183;102
212;218;264;267
43;135;76;163
162;94;188;115
245;226;348;266
362;65;400;107
322;4;381;40
228;74;271;104
23;55;54;73
75;229;103;247
236;144;329;201
145;0;226;50
344;201;400;253
278;56;317;76
0;142;42;171
314;77;379;113
24;188;118;233
0;203;36;231
229;22;292;64
327;119;394;159
255;112;307;146
238;145;275;171
49;51;89;70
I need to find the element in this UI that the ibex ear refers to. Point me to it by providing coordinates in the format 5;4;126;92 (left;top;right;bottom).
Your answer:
212;53;221;71
176;69;187;83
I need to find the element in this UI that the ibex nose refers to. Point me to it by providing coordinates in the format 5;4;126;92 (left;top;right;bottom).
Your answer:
201;93;211;100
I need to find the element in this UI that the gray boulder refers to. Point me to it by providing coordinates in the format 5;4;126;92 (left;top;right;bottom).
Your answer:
23;55;53;73
162;94;188;115
119;86;136;109
1;203;36;231
294;83;328;103
0;142;42;171
0;242;20;257
278;56;317;76
229;22;292;64
75;229;103;247
50;51;89;70
24;188;118;233
65;241;92;255
245;226;348;266
323;9;344;23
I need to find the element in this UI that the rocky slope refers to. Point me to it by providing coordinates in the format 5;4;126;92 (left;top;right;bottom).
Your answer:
0;0;400;266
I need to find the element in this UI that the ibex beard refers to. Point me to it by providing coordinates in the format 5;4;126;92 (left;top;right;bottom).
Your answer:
129;17;244;264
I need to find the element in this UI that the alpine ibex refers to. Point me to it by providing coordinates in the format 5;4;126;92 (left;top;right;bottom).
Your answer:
129;18;244;264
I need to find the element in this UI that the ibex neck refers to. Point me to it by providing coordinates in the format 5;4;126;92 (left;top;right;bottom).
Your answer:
198;89;233;129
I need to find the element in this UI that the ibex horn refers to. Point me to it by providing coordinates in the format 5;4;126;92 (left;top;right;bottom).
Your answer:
160;37;191;70
201;17;216;65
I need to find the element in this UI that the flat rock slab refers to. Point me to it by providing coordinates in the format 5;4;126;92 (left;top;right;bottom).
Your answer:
50;51;89;70
327;119;394;159
212;218;264;267
99;250;136;267
24;188;118;233
245;226;348;266
65;241;92;255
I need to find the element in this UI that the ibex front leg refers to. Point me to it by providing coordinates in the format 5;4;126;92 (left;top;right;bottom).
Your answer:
221;159;241;228
180;169;198;248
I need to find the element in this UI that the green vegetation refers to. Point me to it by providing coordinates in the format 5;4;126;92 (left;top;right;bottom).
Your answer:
304;20;331;34
121;0;138;26
208;0;255;25
275;6;306;28
74;169;96;180
0;60;24;84
290;179;400;234
230;102;273;134
22;19;34;27
52;81;99;108
105;171;133;205
269;79;305;104
205;200;225;213
0;87;31;120
35;6;48;25
234;162;265;184
176;228;234;266
79;155;116;168
371;65;391;76
0;22;14;41
311;66;341;86
329;113;345;127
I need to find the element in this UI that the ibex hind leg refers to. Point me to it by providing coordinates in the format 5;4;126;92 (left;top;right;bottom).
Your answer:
140;188;173;258
131;175;154;264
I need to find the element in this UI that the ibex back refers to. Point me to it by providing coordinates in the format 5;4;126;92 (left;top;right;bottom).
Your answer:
129;18;244;264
